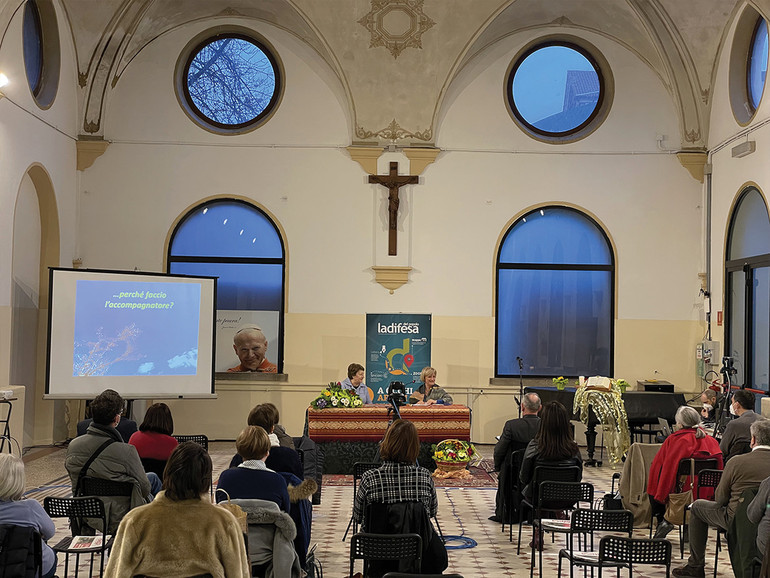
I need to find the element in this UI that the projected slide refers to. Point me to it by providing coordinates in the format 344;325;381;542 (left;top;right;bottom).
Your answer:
73;280;201;377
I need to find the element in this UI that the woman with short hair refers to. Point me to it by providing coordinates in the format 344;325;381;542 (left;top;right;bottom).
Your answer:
340;363;373;404
0;454;57;578
409;367;453;405
648;405;723;539
128;402;178;461
105;442;250;578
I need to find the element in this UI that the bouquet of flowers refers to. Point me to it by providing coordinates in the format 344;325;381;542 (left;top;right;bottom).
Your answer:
552;376;570;390
310;382;364;409
432;439;479;465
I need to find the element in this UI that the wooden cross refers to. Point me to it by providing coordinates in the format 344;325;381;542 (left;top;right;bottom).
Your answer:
369;162;419;255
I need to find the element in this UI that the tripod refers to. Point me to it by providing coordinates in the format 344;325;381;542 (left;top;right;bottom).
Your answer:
713;357;738;439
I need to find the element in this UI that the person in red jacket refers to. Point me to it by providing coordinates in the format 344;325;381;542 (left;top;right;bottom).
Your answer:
648;405;723;539
129;403;179;461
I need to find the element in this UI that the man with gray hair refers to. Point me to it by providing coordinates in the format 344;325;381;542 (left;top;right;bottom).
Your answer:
674;417;770;577
490;392;541;522
227;325;277;373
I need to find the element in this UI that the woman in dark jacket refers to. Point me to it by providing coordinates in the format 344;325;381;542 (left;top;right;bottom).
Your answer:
519;400;583;499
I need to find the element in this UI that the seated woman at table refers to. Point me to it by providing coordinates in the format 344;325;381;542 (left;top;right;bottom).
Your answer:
0;454;57;578
519;401;583;500
647;405;723;539
339;363;373;404
409;367;453;405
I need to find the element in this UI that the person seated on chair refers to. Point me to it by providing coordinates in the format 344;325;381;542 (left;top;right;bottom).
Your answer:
673;418;770;578
409;366;453;406
519;400;583;501
229;404;303;479
0;454;57;578
65;389;161;534
648;406;723;539
106;442;250;578
128;402;178;462
720;389;761;463
700;388;722;423
490;392;541;523
261;402;295;448
76;401;137;443
747;473;770;560
339;363;374;405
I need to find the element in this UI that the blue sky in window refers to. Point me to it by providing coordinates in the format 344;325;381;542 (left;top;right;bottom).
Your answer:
749;19;768;110
512;46;599;132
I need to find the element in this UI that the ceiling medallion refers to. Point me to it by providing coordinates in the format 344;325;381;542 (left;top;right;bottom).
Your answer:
358;0;436;59
356;119;432;142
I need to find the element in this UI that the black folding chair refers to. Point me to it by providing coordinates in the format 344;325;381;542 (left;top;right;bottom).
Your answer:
342;461;381;541
0;524;42;578
77;476;134;534
139;457;167;478
44;496;113;578
173;434;208;450
349;533;422;578
556;508;634;578
516;465;582;546
502;448;527;536
597;535;672;577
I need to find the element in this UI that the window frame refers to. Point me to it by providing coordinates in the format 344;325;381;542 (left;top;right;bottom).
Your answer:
504;36;614;144
729;8;768;126
495;205;615;378
724;188;770;392
21;0;60;110
166;198;286;375
746;17;768;114
175;28;284;135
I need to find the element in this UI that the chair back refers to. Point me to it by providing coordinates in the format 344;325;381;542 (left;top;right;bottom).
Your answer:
140;457;167;478
80;476;134;497
531;465;581;504
675;458;719;494
173;434;209;450
349;533;422;578
44;496;108;538
698;468;723;490
570;508;634;534
599;536;672;575
0;525;42;578
537;480;593;513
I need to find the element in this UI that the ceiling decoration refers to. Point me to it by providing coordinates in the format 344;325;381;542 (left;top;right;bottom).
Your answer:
358;0;435;59
356;119;432;142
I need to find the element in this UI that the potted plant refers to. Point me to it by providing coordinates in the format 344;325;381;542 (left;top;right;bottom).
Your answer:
552;376;569;391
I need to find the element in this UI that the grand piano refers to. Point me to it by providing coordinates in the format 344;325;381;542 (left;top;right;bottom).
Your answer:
524;386;685;466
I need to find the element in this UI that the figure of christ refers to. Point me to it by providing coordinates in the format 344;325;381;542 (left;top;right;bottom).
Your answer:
368;162;419;255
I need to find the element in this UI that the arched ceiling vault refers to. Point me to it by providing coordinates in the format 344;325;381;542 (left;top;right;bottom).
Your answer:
1;0;746;149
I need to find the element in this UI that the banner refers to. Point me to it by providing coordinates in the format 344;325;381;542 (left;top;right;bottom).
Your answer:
366;313;432;403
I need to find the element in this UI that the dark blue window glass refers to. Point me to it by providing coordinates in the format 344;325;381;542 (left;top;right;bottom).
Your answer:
168;200;285;372
749;19;768;112
23;1;43;96
184;35;279;128
726;187;770;391
509;43;601;135
496;207;613;377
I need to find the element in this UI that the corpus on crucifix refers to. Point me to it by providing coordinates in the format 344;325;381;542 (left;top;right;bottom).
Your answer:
368;161;418;255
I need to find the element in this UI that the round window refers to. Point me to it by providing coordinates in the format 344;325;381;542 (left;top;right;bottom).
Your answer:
22;0;60;109
179;32;281;133
730;9;768;125
506;40;610;142
748;18;768;113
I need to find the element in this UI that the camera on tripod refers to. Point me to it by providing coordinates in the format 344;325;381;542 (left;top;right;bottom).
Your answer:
721;356;737;376
387;381;407;407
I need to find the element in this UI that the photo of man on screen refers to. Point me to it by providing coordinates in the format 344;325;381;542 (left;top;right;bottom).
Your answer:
227;325;277;373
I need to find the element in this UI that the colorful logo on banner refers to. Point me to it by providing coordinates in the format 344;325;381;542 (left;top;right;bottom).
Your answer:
366;314;431;403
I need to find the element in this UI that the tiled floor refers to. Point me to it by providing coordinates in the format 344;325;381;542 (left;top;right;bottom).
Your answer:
20;442;737;577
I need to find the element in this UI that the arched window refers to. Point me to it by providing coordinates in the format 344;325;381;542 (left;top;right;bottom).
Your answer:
725;188;770;390
496;206;614;377
168;200;285;374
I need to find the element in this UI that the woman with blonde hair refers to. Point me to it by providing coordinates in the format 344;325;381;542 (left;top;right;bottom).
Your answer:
648;405;723;539
409;367;453;405
0;454;57;578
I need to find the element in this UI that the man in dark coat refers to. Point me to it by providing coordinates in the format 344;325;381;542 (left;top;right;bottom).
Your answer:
490;392;541;522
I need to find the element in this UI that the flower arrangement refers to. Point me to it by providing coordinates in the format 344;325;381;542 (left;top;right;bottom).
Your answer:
614;379;630;393
552;376;570;391
310;382;364;409
432;439;477;465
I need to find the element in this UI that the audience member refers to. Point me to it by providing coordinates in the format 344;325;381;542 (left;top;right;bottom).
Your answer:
700;388;722;423
409;366;453;405
105;442;250;578
649;406;723;539
260;402;295;448
339;363;373;404
720;389;761;462
0;454;57;578
490;392;541;523
519;400;583;500
673;418;770;577
227;325;277;373
76;402;137;443
229;404;303;478
128;402;178;461
65;389;161;533
747;474;770;558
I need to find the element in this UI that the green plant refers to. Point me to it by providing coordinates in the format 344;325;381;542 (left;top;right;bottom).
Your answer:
310;382;364;409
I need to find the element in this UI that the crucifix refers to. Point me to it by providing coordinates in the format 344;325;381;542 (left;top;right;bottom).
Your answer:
369;162;419;255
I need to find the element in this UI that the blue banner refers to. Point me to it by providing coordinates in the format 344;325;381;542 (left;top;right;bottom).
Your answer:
366;313;432;403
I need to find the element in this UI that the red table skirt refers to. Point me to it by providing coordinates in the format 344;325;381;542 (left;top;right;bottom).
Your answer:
307;405;471;443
